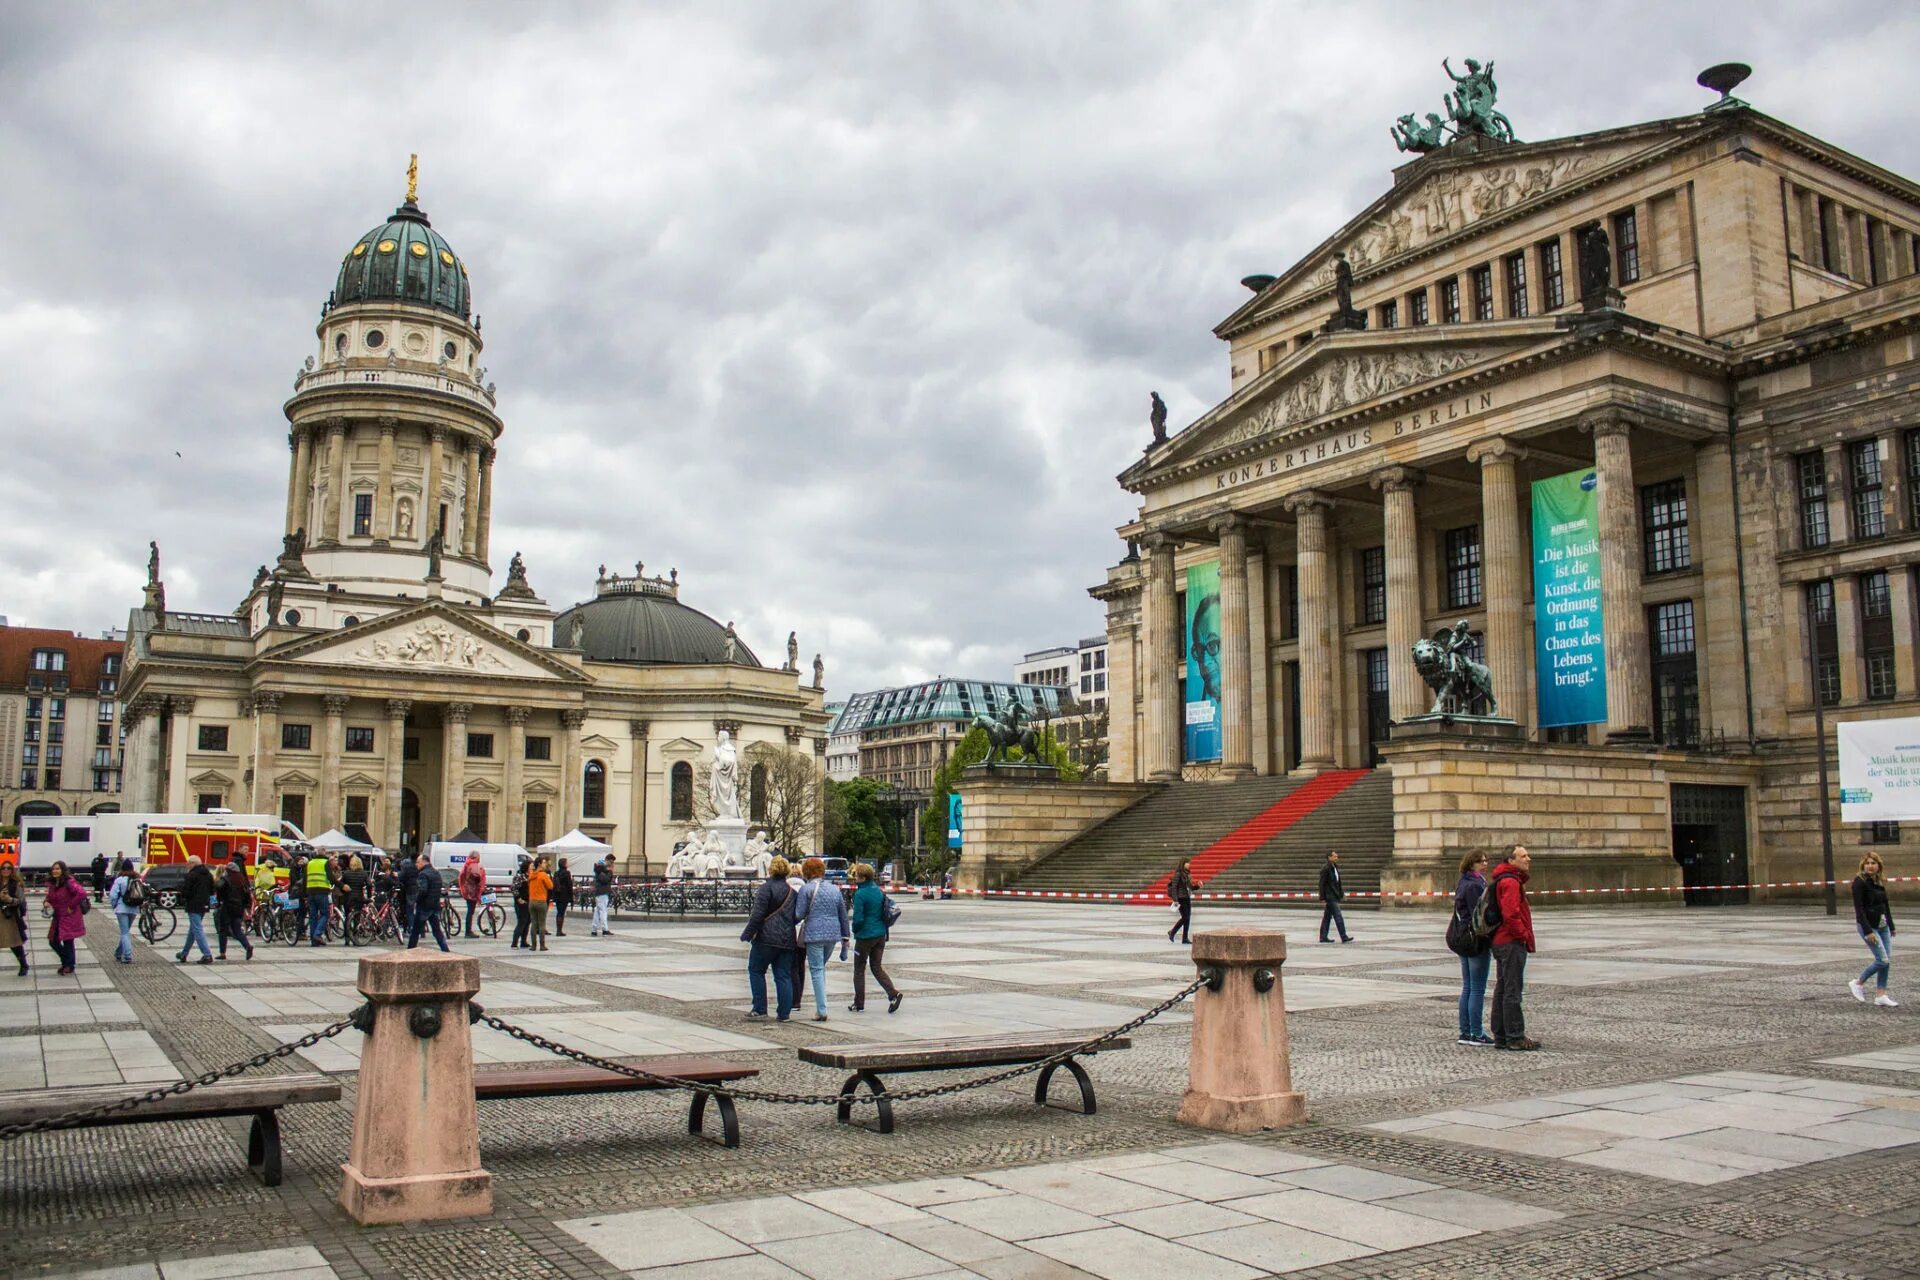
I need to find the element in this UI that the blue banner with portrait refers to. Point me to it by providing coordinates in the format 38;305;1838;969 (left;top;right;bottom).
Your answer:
1184;561;1223;762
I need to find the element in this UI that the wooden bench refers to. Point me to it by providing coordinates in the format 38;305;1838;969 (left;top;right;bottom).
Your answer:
797;1034;1131;1134
473;1057;759;1148
0;1073;340;1186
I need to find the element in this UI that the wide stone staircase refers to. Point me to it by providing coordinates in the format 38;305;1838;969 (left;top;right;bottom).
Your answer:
1007;769;1395;903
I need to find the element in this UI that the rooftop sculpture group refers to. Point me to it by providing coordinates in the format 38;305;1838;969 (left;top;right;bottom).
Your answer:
1392;57;1517;154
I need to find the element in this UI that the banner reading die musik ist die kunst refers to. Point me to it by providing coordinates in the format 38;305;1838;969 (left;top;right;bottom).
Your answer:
1531;467;1607;727
1184;561;1223;762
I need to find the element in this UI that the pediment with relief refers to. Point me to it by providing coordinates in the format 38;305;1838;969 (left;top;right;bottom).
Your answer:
266;603;583;683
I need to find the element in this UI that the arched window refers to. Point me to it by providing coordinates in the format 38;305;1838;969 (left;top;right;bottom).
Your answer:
670;761;694;821
583;760;606;820
749;762;769;824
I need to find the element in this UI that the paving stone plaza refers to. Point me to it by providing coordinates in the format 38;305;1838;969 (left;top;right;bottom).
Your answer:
3;899;1915;1279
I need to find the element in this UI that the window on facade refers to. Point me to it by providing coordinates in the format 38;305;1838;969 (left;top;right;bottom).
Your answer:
1283;566;1299;639
1867;217;1885;284
1503;251;1529;317
1862;570;1896;701
403;736;420;761
1869;820;1901;844
583;760;606;818
282;723;312;750
345;726;374;752
466;732;494;758
47;698;64;721
18;769;35;790
97;702;114;724
1613;209;1641;283
1649;600;1700;747
42;769;59;790
466;800;490;840
99;677;115;696
1445;526;1483;608
352;492;373;537
21;746;36;767
1080;675;1092;694
1817;198;1840;274
93;770;116;792
197;725;228;752
96;724;112;747
1641;479;1691;574
1907;428;1920;529
1094;672;1106;692
669;762;694;821
1797;451;1830;549
31;649;66;672
1850;438;1887;539
196;793;222;814
281;793;306;830
1540;237;1565;309
1439;278;1461;324
46;745;62;767
525;801;548;850
1470;265;1494;321
1363;648;1391;765
1409;290;1429;326
93;747;111;768
749;762;768;824
1378;299;1398;330
1080;652;1092;671
524;735;551;761
25;697;41;721
1808;580;1841;706
1359;546;1387;625
1094;650;1105;669
46;722;63;745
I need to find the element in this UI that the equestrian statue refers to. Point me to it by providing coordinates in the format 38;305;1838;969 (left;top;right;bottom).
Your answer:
972;698;1042;766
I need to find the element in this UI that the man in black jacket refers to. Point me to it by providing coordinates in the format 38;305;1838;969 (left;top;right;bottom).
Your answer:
407;853;449;952
214;862;255;961
741;858;797;1021
1318;850;1352;944
175;857;216;965
591;857;614;936
395;853;419;940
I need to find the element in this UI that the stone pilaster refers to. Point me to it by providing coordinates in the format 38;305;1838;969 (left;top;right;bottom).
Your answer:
475;446;494;567
1583;413;1651;741
560;709;587;830
1892;570;1918;698
1468;439;1528;729
165;695;196;812
384;700;410;853
1211;517;1254;778
374;419;397;543
1833;576;1862;703
321;694;349;831
285;431;306;538
424;427;447;541
321;421;347;545
443;702;472;838
252;691;282;818
504;706;529;845
1143;534;1181;782
629;720;650;872
1371;466;1426;723
1693;438;1748;741
461;439;482;558
1286;493;1335;772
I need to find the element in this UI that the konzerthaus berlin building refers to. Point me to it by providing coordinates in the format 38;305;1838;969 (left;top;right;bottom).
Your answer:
1095;74;1920;901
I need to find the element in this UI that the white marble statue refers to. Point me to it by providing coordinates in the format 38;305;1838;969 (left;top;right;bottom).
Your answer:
665;848;689;879
710;730;740;819
743;829;771;875
699;842;725;879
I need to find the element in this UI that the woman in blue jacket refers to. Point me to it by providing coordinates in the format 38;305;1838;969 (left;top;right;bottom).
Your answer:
848;864;903;1014
791;857;850;1022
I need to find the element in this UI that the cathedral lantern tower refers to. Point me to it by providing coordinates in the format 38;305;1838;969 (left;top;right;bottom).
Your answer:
283;157;500;605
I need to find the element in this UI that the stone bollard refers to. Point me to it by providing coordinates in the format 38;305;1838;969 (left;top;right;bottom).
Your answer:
1178;927;1308;1133
338;951;493;1224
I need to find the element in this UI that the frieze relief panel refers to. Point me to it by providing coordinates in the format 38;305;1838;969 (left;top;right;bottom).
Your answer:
297;619;548;677
1213;347;1501;451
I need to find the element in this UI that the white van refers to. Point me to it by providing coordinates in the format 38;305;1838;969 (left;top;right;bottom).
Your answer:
428;841;528;889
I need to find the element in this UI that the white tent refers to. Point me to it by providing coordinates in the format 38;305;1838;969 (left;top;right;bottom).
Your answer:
308;827;375;852
537;828;612;856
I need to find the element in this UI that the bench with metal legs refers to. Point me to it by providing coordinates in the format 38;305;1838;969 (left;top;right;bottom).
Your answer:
802;1034;1131;1135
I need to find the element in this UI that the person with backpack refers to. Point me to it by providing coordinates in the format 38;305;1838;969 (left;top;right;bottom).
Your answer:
1850;853;1899;1007
1446;851;1494;1046
848;863;903;1014
109;858;143;964
457;855;487;937
215;861;256;962
1318;850;1352;944
590;856;613;936
1486;844;1538;1051
741;855;798;1020
1167;860;1194;946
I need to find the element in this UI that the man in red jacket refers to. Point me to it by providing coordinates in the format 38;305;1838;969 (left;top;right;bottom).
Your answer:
1489;845;1538;1051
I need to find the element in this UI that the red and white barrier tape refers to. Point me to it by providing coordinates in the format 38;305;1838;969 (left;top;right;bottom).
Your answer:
904;874;1919;904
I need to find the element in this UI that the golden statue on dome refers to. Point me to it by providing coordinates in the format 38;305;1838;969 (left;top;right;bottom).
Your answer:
406;154;419;204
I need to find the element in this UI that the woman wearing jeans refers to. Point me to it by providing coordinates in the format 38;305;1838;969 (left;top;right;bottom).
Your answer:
1453;851;1494;1045
1850;853;1899;1008
792;857;850;1022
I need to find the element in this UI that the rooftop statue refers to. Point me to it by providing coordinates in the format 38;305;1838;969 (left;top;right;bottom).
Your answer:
973;697;1041;767
1392;57;1516;153
1149;391;1168;445
1389;111;1449;154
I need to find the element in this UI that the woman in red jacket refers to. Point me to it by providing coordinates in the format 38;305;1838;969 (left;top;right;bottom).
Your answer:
1489;845;1538;1052
44;860;90;975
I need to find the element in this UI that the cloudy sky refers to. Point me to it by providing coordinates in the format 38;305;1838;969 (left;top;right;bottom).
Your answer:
3;2;1916;696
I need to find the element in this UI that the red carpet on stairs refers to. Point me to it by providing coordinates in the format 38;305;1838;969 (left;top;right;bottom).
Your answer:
1131;769;1372;900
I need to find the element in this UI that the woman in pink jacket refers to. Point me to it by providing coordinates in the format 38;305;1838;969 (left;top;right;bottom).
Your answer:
44;860;89;975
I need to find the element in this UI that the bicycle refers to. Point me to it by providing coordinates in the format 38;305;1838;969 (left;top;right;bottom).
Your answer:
136;897;177;944
345;897;402;946
442;892;504;939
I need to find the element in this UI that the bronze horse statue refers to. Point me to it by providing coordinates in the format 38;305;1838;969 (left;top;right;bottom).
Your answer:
1410;624;1497;717
973;702;1042;765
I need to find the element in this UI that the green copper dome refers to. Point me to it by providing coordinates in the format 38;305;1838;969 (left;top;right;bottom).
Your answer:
333;201;470;318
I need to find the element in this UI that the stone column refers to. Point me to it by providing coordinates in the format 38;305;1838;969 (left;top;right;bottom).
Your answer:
252;692;282;818
285;431;307;537
384;700;410;854
1880;430;1905;534
165;695;196;812
560;709;587;830
629;720;650;873
120;701;146;811
475;446;495;567
1833;576;1862;703
321;422;347;545
1584;413;1652;740
1211;517;1254;778
1143;534;1181;782
1469;439;1529;728
1892;570;1919;697
320;695;348;831
1285;493;1335;772
424;427;447;541
1177;928;1307;1132
1693;438;1748;741
374;419;397;543
461;439;482;558
442;703;471;839
504;706;529;845
1370;466;1426;723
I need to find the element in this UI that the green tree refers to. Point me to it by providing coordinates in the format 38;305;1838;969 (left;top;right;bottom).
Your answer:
824;777;892;865
919;726;990;861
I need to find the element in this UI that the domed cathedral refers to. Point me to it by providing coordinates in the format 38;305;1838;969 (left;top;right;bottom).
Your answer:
120;160;830;868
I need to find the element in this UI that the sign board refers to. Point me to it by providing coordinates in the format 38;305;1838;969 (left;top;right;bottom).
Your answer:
947;793;963;849
1531;467;1608;728
1839;717;1920;821
1184;561;1223;762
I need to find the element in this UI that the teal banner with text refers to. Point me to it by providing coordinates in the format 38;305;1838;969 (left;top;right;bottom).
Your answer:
1531;467;1608;727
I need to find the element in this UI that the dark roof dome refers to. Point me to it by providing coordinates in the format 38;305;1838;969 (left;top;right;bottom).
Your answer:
554;568;760;666
333;199;470;318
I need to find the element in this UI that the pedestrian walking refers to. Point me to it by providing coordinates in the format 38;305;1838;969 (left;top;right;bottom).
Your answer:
741;856;797;1020
304;851;335;946
848;863;902;1013
553;857;575;937
407;853;450;951
173;855;215;965
1850;853;1899;1008
0;861;29;976
786;858;809;1009
509;857;532;948
793;856;850;1022
339;855;369;943
43;861;88;976
590;856;613;936
215;861;256;961
395;851;419;940
288;855;310;944
1167;859;1194;945
457;854;487;937
1488;844;1538;1051
90;852;109;903
1447;851;1493;1046
109;858;141;964
1318;850;1352;943
528;855;554;951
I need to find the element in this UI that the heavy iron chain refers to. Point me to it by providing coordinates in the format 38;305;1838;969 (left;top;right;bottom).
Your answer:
0;1010;366;1141
480;973;1207;1108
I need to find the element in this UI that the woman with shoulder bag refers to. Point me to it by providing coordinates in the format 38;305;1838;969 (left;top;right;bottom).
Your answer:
741;856;798;1020
1850;853;1899;1007
793;857;850;1022
44;860;89;976
1448;851;1494;1046
0;862;28;976
509;858;532;949
848;863;903;1014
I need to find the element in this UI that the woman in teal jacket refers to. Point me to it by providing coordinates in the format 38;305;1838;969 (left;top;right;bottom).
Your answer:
848;864;903;1014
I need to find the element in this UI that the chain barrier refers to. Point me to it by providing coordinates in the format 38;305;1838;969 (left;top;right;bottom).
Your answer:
903;873;1920;904
481;973;1207;1108
0;1010;365;1141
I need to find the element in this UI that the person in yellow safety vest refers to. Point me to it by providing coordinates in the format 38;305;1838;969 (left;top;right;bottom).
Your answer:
303;854;336;947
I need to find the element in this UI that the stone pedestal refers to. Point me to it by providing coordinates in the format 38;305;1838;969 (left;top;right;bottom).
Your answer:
705;816;748;861
954;778;1153;891
338;952;492;1224
1178;928;1308;1133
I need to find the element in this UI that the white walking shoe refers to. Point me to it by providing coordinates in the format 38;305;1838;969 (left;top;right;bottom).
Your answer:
1850;979;1869;1003
1876;993;1900;1008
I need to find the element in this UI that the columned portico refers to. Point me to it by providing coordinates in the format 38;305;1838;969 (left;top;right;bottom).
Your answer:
443;701;471;836
1285;493;1335;773
1584;413;1652;741
1370;466;1426;723
1212;516;1255;777
1142;534;1181;781
1468;438;1529;728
